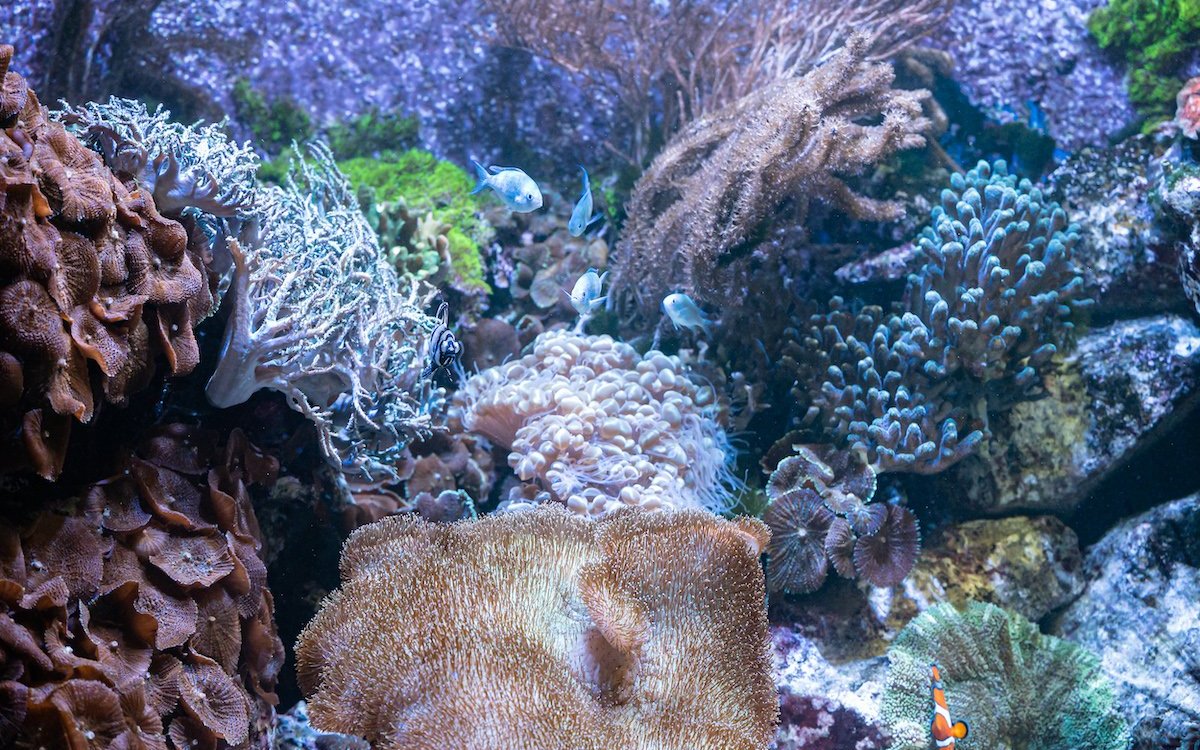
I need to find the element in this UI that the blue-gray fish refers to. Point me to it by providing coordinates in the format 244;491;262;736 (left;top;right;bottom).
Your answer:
568;166;602;237
567;268;607;316
662;292;713;337
470;161;543;213
422;302;463;379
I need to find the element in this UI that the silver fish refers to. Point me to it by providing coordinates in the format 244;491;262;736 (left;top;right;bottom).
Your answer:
567;268;607;316
662;292;712;337
422;302;463;379
470;161;543;213
568;166;602;237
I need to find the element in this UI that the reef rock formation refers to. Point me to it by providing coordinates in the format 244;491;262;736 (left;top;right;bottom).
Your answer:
609;36;932;333
883;601;1129;749
949;314;1200;514
453;330;740;518
295;506;777;750
0;424;285;749
1054;493;1200;746
0;46;217;480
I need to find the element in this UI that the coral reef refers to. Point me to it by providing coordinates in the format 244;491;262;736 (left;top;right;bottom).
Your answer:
295;506;777;750
1178;76;1200;138
763;445;920;593
882;601;1130;750
787;160;1091;474
453;329;740;518
927;0;1135;149
0;48;218;479
203;145;438;483
1054;493;1200;744
1089;0;1200;128
1160;159;1200;317
0;424;285;749
948;314;1200;514
610;37;932;331
484;0;949;168
772;628;889;730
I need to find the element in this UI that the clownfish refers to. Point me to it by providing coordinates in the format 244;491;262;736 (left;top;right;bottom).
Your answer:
930;664;969;749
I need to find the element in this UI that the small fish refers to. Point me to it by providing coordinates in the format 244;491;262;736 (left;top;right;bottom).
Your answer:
422;302;463;380
568;166;602;237
930;664;969;749
470;161;543;213
567;268;607;316
662;292;712;337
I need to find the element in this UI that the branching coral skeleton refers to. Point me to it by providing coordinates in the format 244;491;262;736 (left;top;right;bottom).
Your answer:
204;145;438;482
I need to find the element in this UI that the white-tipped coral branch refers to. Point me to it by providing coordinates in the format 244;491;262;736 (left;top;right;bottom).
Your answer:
205;144;437;481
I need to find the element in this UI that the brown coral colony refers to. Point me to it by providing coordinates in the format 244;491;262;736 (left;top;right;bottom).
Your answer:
0;425;284;750
0;45;214;480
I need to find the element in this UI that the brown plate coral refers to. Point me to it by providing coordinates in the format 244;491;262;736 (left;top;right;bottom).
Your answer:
0;46;216;480
0;425;284;749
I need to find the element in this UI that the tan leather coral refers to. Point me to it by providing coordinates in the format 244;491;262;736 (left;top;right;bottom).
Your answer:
296;505;778;750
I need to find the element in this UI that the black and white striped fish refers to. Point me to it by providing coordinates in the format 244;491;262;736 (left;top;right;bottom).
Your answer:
422;302;463;380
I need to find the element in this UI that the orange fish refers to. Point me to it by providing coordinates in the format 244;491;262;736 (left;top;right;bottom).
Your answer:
930;664;969;748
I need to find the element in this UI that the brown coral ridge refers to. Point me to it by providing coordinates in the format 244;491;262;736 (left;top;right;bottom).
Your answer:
0;425;285;750
296;506;778;750
609;35;932;336
0;47;216;480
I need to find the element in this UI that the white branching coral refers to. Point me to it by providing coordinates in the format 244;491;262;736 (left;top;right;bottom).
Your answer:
57;97;258;217
454;330;741;518
204;144;438;481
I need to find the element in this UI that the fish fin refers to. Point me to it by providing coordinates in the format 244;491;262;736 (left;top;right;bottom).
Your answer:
952;721;968;739
598;271;608;287
586;213;602;227
490;165;520;173
579;165;590;194
470;161;489;194
591;295;607;311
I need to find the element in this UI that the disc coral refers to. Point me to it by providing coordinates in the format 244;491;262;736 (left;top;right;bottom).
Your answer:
295;505;777;750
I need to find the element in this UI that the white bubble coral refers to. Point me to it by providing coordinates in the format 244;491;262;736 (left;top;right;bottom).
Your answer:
454;330;740;518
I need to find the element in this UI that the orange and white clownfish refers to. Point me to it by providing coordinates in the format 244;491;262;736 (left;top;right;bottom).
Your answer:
930;663;969;749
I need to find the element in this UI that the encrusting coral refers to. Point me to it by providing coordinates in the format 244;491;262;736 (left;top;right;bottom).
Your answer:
882;601;1129;750
785;160;1091;474
0;46;220;480
452;329;740;519
0;424;285;749
295;505;777;750
609;34;932;333
203;144;439;484
763;444;920;594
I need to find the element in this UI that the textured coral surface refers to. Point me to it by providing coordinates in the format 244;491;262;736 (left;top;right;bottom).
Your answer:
454;330;738;518
296;505;777;750
0;425;285;749
0;47;215;479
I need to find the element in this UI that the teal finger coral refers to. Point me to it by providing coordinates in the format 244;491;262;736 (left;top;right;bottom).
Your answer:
882;601;1129;750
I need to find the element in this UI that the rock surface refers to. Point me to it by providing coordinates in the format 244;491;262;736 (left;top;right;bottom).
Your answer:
885;515;1084;629
948;315;1200;514
1053;493;1200;745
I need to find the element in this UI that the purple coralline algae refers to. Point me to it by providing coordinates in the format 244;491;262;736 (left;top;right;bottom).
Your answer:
927;0;1135;149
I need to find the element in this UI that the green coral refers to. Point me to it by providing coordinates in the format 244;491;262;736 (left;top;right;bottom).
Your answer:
325;109;419;161
1089;0;1200;127
341;150;493;293
231;78;314;156
882;601;1129;750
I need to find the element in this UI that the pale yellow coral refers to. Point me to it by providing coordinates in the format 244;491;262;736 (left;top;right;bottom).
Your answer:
453;330;739;518
295;505;777;750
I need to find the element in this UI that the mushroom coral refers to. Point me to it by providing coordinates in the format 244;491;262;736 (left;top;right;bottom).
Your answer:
882;601;1129;750
452;329;741;518
0;424;285;750
0;46;219;480
763;444;920;594
295;505;777;750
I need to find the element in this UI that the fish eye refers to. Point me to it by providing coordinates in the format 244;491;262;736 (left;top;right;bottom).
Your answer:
526;193;534;201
